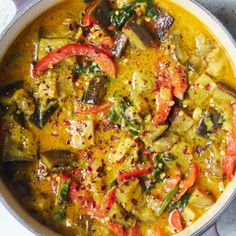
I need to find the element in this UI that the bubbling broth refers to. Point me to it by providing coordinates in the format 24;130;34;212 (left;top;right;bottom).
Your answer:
0;0;236;235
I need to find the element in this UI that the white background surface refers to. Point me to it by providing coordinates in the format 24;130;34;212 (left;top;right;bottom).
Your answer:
0;0;236;235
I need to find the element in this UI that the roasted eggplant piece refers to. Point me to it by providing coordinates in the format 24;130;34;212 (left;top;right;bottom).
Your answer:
83;76;107;105
40;150;76;170
123;16;157;50
12;89;35;116
2;109;38;162
86;0;112;33
111;32;128;58
196;116;208;137
0;80;23;97
146;5;174;41
172;34;189;64
196;109;222;136
152;8;174;41
217;81;236;98
31;99;59;128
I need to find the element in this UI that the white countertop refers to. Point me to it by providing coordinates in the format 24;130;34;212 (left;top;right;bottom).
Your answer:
0;0;236;235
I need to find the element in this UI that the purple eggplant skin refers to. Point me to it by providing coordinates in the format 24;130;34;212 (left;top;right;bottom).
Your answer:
89;0;112;34
217;81;236;98
123;16;158;49
83;76;107;105
150;8;174;41
196;109;221;137
196;116;208;137
111;32;128;58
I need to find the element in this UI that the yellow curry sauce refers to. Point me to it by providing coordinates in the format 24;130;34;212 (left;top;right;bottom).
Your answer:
1;0;236;235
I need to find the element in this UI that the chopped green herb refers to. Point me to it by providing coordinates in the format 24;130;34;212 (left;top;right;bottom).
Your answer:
55;208;66;221
145;155;166;193
74;64;85;75
110;179;118;188
88;64;101;73
167;192;191;212
129;129;139;136
156;187;178;216
60;179;71;202
109;108;120;122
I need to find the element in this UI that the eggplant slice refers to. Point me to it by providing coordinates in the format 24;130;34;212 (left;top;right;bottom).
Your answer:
111;32;128;58
83;76;107;105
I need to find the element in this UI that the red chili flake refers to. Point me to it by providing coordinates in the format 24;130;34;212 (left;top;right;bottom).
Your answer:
64;119;71;126
143;149;150;155
87;166;92;173
102;185;107;191
87;184;91;189
66;140;70;145
131;199;138;206
72;168;80;175
205;83;212;91
212;127;217;134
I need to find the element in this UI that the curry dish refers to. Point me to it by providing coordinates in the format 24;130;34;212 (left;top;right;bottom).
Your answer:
1;0;236;235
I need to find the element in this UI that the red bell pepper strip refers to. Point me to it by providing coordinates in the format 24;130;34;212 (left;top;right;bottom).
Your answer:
118;167;151;183
174;163;200;201
77;101;112;115
165;174;181;190
223;101;236;180
152;62;187;126
81;3;97;27
107;222;125;236
155;226;166;236
126;225;141;236
168;209;183;232
151;87;173;126
103;187;117;212
33;43;116;77
172;66;188;100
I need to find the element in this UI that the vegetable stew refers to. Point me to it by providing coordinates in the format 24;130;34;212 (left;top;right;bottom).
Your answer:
0;0;236;235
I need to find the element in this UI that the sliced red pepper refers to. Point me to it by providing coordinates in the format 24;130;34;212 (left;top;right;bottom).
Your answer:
168;209;183;232
81;13;96;27
155;226;166;236
81;4;97;27
223;101;236;180
151;87;173;126
165;174;181;190
172;65;188;100
118;167;151;183
60;172;70;182
77;101;112;115
152;62;187;126
103;187;117;212
174;163;200;201
126;225;141;236
99;37;114;55
33;43;116;77
107;222;125;236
